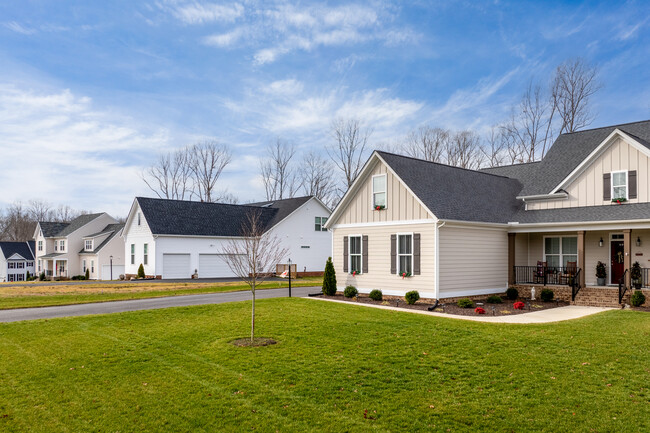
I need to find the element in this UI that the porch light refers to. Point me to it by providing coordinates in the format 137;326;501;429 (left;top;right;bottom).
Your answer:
636;236;641;247
599;237;603;247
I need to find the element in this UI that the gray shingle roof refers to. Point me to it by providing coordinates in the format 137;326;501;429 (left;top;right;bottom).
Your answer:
136;196;312;237
480;161;541;192
39;222;69;237
0;242;35;260
512;202;650;224
38;213;104;238
376;151;524;223
79;224;125;254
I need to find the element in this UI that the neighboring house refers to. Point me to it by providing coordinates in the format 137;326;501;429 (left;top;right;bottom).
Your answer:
122;196;331;279
34;213;125;280
0;241;35;282
325;120;650;305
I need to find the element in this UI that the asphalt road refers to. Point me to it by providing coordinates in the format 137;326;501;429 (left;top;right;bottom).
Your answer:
0;277;287;288
0;286;321;323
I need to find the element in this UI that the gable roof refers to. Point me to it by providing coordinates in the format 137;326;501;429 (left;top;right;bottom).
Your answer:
134;196;314;237
39;222;70;237
480;161;541;192
38;213;105;238
0;241;35;261
79;224;125;254
376;151;524;224
512;202;650;224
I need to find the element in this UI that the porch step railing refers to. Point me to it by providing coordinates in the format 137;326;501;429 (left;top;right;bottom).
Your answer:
513;265;581;286
641;268;650;288
571;268;582;302
618;269;628;304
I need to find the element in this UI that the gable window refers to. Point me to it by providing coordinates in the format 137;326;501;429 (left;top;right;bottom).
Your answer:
315;217;328;231
131;244;135;265
398;234;413;275
137;213;141;226
85;240;93;251
544;236;578;268
144;244;148;265
349;235;362;274
372;174;387;208
59;240;65;252
38;240;43;251
611;171;627;200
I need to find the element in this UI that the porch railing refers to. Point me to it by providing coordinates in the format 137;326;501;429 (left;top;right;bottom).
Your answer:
641;268;650;288
513;265;581;286
571;268;582;302
618;269;628;304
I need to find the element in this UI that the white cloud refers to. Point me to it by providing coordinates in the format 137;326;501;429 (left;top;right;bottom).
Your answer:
3;21;36;35
203;27;246;47
166;1;244;24
262;79;304;96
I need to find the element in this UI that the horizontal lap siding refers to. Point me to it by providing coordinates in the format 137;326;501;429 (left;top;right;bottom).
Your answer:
438;226;508;296
332;223;436;296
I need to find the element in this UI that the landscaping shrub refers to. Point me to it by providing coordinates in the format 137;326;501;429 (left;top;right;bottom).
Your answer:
405;291;420;305
26;271;30;280
486;295;502;304
137;264;146;279
631;290;646;307
513;301;525;310
540;288;554;302
39;272;46;281
474;307;486;314
457;298;474;308
506;287;518;300
369;289;383;301
343;285;358;298
85;269;90;280
322;257;337;296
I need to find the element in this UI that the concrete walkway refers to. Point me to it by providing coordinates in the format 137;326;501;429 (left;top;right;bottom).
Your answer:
312;298;615;323
0;286;320;323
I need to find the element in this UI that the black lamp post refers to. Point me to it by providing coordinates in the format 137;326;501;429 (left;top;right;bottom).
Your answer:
288;258;292;298
110;255;113;280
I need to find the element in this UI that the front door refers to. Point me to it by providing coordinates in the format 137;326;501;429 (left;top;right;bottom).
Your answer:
611;240;625;284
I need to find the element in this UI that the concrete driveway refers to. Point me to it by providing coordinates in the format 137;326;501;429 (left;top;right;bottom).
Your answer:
0;286;321;323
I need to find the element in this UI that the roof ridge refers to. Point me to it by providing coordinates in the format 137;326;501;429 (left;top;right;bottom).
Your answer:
482;161;541;169
560;118;650;136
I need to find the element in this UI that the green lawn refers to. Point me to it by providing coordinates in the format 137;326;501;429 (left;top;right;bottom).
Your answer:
0;277;321;310
1;299;648;432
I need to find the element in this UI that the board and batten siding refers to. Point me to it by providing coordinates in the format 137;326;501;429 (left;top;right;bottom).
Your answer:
438;225;509;297
332;223;436;298
528;137;650;210
123;202;156;276
337;160;433;224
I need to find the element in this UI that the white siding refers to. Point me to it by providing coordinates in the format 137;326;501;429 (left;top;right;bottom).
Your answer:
123;202;156;276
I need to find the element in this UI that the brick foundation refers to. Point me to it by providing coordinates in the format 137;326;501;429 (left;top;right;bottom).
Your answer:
513;284;650;307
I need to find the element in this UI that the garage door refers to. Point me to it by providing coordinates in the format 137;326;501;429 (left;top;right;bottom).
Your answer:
101;265;125;280
162;254;191;279
198;254;238;278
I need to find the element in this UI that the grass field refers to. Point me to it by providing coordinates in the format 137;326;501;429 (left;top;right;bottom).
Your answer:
0;277;322;310
1;299;648;432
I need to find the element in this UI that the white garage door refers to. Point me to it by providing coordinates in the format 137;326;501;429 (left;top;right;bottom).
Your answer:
162;254;191;279
101;265;125;280
198;254;238;278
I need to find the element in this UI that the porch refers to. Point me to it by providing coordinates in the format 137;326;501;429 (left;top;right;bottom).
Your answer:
39;255;69;279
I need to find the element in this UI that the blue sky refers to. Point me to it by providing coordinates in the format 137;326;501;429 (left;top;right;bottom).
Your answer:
1;0;649;217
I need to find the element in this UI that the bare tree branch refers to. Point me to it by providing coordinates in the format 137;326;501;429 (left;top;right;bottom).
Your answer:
404;125;449;163
299;151;335;205
551;57;601;134
446;130;484;169
142;148;193;200
327;118;372;189
259;138;300;200
188;141;232;203
480;126;507;168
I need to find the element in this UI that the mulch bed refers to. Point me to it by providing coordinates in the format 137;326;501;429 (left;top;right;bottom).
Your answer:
321;293;570;316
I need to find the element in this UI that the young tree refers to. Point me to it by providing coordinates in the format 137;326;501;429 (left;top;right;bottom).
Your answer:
328;117;372;189
221;210;288;343
259;138;300;200
322;257;337;296
137;264;145;279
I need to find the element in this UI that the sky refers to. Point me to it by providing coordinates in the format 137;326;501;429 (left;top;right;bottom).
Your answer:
1;0;650;217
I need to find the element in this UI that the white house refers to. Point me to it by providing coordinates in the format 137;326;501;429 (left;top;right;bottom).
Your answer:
0;241;35;282
122;196;332;279
34;213;125;280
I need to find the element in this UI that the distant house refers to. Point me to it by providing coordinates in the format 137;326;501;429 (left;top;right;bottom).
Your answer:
122;196;331;279
34;214;125;280
325;120;650;305
0;241;35;282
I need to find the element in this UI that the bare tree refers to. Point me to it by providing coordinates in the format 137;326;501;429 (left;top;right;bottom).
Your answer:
299;151;335;204
220;210;288;343
259;139;300;200
0;202;36;241
480;126;507;168
188;141;232;202
404;125;449;163
551;57;601;134
328;118;373;188
142;148;193;200
27;200;52;222
447;130;484;169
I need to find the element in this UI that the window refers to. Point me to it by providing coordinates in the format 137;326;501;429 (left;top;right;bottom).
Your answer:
544;236;578;268
26;262;33;267
91;260;94;273
315;217;329;231
137;213;141;226
612;171;627;200
85;240;93;251
8;262;15;269
398;234;413;275
131;244;135;265
38;261;41;272
144;243;148;265
372;174;387;208
349;235;362;273
54;242;58;252
59;240;65;252
17;262;24;269
83;260;87;273
38;240;43;251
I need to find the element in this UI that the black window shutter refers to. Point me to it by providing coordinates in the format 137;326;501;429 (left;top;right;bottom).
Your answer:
603;173;611;201
629;170;637;199
390;234;397;274
413;233;421;275
362;235;368;274
343;236;349;273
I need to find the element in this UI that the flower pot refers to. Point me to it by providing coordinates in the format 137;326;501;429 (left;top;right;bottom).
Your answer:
597;277;605;286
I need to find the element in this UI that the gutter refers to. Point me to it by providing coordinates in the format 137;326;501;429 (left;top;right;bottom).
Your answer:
516;192;568;201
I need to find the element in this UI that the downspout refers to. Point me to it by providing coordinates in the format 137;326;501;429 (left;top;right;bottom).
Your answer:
434;221;446;300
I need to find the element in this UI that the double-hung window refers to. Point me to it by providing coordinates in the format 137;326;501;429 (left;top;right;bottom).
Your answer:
349;235;362;274
91;260;94;273
611;171;627;200
130;244;135;265
372;174;386;208
315;217;328;231
544;236;578;268
85;240;93;251
59;240;65;252
144;244;148;265
83;260;87;273
8;262;15;269
38;240;43;251
398;234;413;275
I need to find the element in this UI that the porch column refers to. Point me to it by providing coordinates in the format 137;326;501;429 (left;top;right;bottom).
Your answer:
577;231;585;287
624;229;632;287
508;233;516;285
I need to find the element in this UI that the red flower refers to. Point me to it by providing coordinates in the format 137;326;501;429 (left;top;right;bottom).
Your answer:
475;307;486;314
513;301;525;310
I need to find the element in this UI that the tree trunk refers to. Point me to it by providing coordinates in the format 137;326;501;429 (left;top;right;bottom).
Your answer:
251;286;255;343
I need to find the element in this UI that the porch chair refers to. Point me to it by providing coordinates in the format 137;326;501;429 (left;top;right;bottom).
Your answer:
534;261;547;284
560;261;577;285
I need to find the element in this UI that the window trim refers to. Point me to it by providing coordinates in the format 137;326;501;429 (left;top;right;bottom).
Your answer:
542;235;579;268
130;244;135;265
611;170;628;200
38;240;43;251
85;240;93;251
397;232;414;275
59;240;65;252
371;174;387;209
348;234;363;274
144;243;148;265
